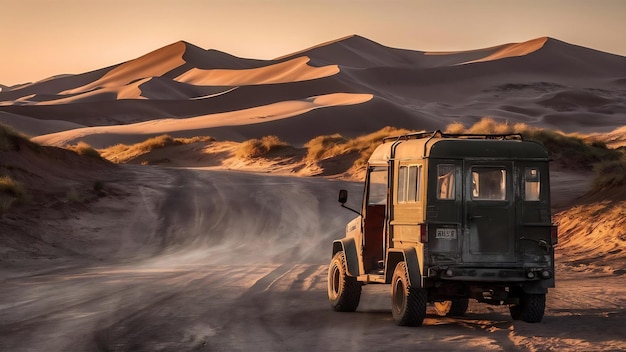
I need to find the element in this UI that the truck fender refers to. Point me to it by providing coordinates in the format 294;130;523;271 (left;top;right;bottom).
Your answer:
332;238;360;277
386;248;422;288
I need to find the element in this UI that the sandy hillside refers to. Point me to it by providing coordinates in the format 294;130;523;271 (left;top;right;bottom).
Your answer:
0;35;625;148
1;137;625;351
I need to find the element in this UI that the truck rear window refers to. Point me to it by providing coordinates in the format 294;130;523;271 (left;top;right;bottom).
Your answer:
471;167;507;200
437;164;455;200
525;167;541;201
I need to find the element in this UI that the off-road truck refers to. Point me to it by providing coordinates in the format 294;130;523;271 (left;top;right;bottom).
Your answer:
328;131;557;326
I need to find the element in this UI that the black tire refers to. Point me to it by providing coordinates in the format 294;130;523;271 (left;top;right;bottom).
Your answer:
448;298;469;316
328;251;361;312
434;298;469;317
391;261;427;326
509;292;545;323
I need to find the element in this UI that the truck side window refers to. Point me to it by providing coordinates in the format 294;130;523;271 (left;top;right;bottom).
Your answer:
398;165;421;203
437;164;455;200
525;168;541;201
472;167;506;200
368;167;388;205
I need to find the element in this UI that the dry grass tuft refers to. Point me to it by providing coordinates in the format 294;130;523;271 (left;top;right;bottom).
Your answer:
445;122;466;134
0;123;37;151
446;117;625;191
445;117;531;135
304;134;348;161
304;126;415;168
445;117;621;168
100;135;215;163
236;135;289;159
592;157;626;190
66;141;101;159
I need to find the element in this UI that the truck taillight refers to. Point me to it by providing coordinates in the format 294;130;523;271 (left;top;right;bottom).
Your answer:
420;224;428;243
551;225;558;245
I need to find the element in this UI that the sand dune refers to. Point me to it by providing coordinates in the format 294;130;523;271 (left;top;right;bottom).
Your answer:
1;35;625;146
32;93;374;148
61;42;189;95
175;56;339;86
459;37;548;64
3;35;626;352
555;186;626;273
0;111;85;136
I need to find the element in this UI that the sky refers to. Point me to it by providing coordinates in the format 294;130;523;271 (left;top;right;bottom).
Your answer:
2;0;626;86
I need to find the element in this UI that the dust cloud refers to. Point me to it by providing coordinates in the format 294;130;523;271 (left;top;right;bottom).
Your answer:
1;166;625;351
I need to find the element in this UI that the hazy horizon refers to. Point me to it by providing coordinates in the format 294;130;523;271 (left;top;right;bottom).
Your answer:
2;0;626;86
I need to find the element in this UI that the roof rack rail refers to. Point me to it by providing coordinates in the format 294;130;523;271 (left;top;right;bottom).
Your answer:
382;130;523;143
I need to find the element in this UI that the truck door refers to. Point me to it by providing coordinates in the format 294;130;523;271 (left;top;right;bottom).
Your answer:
463;161;516;263
362;166;388;273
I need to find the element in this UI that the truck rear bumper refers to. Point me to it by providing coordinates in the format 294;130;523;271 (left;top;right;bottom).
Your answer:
427;266;553;283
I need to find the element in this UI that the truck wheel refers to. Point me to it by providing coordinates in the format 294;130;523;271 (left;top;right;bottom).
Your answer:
391;261;427;326
509;292;545;323
328;251;361;312
434;298;469;317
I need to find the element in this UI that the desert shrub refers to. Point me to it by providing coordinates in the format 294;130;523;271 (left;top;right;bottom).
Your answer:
260;135;288;151
304;134;347;161
0;123;36;151
350;126;414;165
445;117;621;169
445;118;532;135
468;117;514;134
67;141;101;159
236;139;264;158
525;129;620;168
304;126;415;168
445;122;466;134
236;135;288;159
100;135;215;163
135;135;176;152
0;124;18;150
592;157;626;190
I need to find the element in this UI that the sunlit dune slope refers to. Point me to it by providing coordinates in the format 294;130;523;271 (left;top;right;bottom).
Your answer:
459;37;549;64
32;93;374;148
1;35;626;143
555;186;626;272
175;56;339;86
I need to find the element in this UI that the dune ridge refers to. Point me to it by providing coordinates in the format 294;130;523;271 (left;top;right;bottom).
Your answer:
61;42;187;95
1;35;625;147
32;93;374;148
460;37;548;64
175;56;339;86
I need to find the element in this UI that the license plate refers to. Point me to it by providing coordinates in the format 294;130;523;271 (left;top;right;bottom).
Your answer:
436;228;457;239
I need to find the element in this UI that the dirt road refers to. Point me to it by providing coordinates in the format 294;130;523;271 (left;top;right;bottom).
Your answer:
1;167;625;351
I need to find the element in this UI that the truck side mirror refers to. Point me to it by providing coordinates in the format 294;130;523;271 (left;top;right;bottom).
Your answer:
338;189;348;204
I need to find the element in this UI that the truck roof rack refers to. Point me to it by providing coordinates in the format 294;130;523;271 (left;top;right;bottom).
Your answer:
382;130;524;143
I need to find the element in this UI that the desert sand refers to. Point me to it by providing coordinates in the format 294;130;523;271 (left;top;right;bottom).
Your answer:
1;35;626;351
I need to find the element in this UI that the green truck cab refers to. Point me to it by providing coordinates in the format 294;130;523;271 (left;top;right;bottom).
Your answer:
328;131;557;326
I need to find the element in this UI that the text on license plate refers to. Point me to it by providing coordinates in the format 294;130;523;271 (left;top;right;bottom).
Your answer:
436;228;457;239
